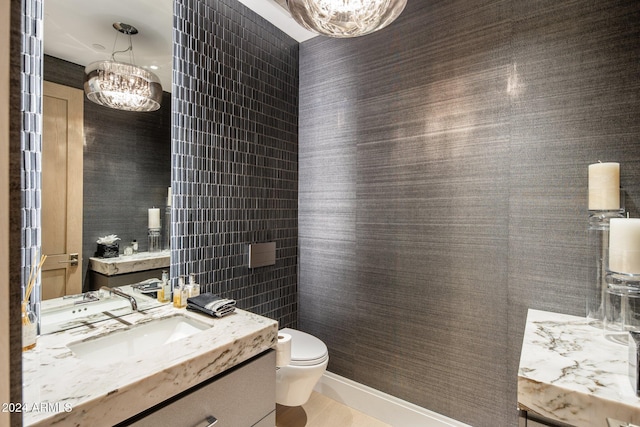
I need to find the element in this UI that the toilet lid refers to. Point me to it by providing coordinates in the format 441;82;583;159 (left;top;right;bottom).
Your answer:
280;328;328;366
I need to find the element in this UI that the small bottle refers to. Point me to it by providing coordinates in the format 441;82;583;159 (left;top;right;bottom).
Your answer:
188;273;200;298
162;270;172;303
132;239;138;254
157;270;170;303
180;281;189;308
173;277;182;308
173;276;187;308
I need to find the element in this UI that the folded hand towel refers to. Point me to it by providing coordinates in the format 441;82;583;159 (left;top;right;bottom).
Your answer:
186;293;236;318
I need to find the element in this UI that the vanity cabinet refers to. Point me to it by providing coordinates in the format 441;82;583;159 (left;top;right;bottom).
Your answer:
121;350;275;427
89;268;166;289
518;410;572;427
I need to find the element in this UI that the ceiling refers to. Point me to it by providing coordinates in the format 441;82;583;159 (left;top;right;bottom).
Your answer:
43;0;316;92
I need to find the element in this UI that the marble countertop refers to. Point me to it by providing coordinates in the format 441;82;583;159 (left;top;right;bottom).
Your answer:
518;309;640;427
89;250;170;276
22;304;278;426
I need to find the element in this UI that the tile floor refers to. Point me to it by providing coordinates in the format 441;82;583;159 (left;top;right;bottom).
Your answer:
275;391;391;427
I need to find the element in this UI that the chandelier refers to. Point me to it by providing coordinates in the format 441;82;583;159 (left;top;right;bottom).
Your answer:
287;0;407;38
84;23;162;112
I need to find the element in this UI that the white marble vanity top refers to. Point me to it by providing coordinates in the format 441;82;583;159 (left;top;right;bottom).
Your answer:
22;305;278;426
89;250;170;276
518;309;640;426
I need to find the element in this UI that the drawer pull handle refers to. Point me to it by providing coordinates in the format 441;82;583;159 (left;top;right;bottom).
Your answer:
194;415;218;427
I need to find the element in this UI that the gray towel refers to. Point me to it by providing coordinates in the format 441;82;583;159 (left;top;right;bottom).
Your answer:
186;293;236;318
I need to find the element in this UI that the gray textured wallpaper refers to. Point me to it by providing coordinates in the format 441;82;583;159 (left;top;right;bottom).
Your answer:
299;0;640;425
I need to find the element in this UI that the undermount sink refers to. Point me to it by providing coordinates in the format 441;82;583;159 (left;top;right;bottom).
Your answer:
67;315;210;366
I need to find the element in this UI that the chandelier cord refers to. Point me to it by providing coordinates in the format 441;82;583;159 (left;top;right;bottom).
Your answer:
109;32;136;64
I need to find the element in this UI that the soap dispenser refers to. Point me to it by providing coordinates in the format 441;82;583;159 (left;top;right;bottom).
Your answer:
162;270;172;303
180;278;189;307
157;270;171;303
188;273;200;298
173;276;187;308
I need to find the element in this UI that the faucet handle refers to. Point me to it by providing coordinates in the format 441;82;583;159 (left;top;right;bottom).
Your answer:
72;291;100;305
83;291;99;301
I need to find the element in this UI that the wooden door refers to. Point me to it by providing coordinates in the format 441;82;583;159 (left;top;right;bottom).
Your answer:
41;81;83;299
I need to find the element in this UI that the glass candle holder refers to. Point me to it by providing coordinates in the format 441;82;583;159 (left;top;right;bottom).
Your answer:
148;227;161;252
163;206;171;250
587;209;625;324
604;271;640;345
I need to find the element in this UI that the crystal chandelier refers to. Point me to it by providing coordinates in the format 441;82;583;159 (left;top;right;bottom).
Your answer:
287;0;407;38
84;23;162;112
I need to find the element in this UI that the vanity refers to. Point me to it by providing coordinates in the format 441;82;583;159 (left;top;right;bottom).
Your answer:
518;309;640;427
22;297;278;426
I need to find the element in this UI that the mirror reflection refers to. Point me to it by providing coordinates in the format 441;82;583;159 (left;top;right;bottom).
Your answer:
40;283;164;334
41;0;173;306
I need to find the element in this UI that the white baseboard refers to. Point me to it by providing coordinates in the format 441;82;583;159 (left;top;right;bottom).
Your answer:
314;371;471;427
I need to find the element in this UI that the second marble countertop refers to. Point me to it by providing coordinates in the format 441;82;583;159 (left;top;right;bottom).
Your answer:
89;250;170;276
518;309;640;427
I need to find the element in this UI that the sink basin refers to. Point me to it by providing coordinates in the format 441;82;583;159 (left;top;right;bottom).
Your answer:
67;315;210;366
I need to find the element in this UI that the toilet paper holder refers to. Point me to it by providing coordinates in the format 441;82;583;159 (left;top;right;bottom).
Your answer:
276;332;292;368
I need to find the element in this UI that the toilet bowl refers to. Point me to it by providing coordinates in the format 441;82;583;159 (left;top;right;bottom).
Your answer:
276;327;329;407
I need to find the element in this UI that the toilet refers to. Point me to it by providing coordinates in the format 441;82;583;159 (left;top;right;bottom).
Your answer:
276;328;329;407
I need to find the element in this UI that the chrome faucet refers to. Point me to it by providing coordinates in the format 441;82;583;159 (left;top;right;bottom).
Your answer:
100;286;138;311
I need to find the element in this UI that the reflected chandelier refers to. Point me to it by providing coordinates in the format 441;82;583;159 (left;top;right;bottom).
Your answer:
287;0;407;38
84;23;162;112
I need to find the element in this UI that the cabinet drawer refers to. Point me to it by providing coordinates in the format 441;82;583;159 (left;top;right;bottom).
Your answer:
125;350;275;427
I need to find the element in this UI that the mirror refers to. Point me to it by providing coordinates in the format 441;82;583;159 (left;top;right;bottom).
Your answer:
40;284;166;335
41;0;173;303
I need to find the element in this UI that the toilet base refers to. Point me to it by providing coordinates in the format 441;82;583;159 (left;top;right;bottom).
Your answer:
275;359;328;406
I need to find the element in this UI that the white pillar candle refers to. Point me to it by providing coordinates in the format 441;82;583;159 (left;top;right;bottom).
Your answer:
609;218;640;274
588;162;620;210
148;208;161;229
